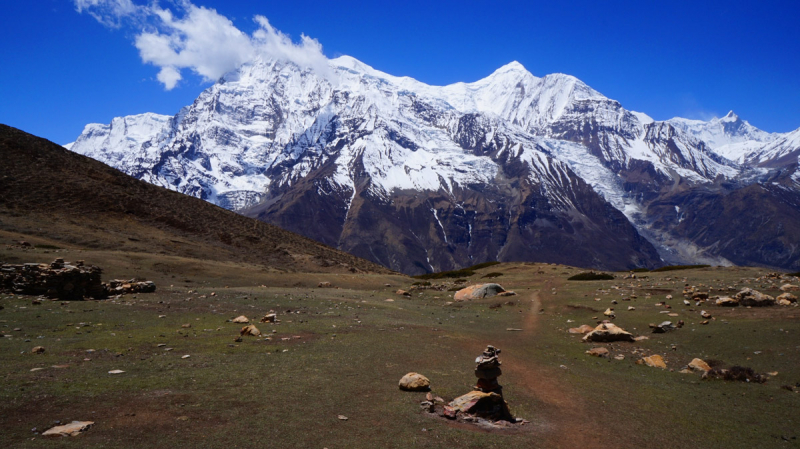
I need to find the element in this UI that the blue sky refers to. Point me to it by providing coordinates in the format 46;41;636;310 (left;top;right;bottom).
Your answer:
2;0;799;145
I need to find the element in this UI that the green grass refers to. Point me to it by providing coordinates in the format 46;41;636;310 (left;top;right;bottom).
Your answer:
650;264;711;272
1;252;798;448
567;272;614;281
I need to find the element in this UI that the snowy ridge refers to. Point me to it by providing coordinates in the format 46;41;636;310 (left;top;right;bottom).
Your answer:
66;54;800;272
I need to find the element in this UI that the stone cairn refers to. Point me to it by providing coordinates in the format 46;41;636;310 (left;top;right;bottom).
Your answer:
438;345;516;424
475;345;504;394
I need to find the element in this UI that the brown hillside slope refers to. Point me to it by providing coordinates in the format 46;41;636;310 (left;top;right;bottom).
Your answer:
0;124;392;274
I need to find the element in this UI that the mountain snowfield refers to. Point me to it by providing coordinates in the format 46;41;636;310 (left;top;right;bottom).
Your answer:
67;56;800;274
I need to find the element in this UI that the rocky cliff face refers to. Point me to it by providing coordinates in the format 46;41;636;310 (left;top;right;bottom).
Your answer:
67;56;800;273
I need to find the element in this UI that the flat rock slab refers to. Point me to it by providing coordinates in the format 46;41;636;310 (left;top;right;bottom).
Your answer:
582;323;634;342
42;421;94;437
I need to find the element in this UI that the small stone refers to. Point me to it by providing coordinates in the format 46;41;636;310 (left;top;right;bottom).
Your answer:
613;354;625;361
337;415;348;421
688;358;711;373
586;347;610;358
181;355;190;359
568;324;595;334
399;372;431;391
700;310;712;318
231;315;249;324
240;324;261;336
31;346;45;354
108;369;125;374
637;354;667;369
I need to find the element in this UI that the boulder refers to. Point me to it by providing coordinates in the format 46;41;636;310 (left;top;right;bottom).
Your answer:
637;354;667;369
399;372;430;391
454;284;506;301
780;284;799;292
568;324;595;334
396;289;411;296
586;347;610;358
231;315;249;324
240;324;261;336
715;296;739;307
734;288;775;307
260;313;277;323
42;421;94;437
31;346;45;354
776;292;797;304
448;390;513;421
688;358;712;373
603;308;615;317
582;323;635;342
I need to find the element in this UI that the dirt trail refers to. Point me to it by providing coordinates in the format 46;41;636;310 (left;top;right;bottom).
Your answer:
486;278;608;447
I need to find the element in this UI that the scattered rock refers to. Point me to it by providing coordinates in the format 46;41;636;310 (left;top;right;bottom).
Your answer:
776;292;797;305
703;366;767;383
42;421;94;437
260;313;277;323
734;288;775;307
603;308;615;318
231;315;249;324
31;346;45;354
637;354;667;369
399;372;430;391
780;284;799;292
396;289;411;297
650;321;677;333
337;415;348;421
318;282;332;288
181;324;191;328
614;354;625;361
700;310;712;318
568;324;595;334
586;347;610;358
627;306;635;311
688;358;712;373
108;369;124;374
582;322;635;342
454;284;506;301
107;279;156;295
240;325;261;337
715;296;739;307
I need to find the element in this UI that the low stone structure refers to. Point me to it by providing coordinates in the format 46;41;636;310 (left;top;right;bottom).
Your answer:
0;259;106;300
0;258;156;300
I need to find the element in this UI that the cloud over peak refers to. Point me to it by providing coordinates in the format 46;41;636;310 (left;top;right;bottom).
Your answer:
75;0;331;90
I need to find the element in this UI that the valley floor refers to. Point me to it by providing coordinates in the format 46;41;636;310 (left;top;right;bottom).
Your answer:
1;239;798;448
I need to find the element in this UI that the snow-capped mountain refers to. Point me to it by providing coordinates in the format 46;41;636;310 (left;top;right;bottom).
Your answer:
67;56;800;273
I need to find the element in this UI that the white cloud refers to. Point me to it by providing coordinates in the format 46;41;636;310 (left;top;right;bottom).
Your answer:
74;0;139;28
74;0;333;90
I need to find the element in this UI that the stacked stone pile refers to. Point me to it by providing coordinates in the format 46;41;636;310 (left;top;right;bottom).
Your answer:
444;345;515;422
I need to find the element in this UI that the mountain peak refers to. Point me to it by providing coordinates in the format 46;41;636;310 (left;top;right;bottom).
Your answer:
721;110;739;122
